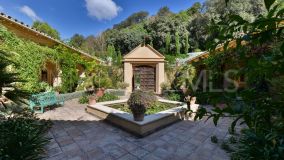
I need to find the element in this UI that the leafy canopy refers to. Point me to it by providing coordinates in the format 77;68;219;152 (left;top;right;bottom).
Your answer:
32;21;60;39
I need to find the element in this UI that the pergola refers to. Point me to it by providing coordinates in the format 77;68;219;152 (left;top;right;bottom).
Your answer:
123;44;165;94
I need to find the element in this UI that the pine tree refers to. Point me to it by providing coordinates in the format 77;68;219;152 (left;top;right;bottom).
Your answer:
175;32;180;55
184;33;189;54
111;46;117;64
116;50;122;66
165;32;171;54
107;45;113;58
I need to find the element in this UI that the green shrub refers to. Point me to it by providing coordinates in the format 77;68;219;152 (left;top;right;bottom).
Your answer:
127;90;157;114
97;93;119;102
160;82;171;91
146;102;177;115
167;92;181;101
228;136;237;144
78;95;89;104
0;111;51;160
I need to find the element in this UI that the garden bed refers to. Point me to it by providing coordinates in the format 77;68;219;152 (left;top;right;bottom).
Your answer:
106;102;179;115
86;99;199;137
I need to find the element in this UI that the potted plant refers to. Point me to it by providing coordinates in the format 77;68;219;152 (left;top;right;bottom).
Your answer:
88;95;97;105
93;74;112;98
127;90;157;121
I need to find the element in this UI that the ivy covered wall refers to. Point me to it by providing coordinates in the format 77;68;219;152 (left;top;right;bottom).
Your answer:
0;25;90;93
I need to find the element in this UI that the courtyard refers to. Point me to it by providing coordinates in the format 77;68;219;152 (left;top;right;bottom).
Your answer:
1;0;283;159
40;99;232;160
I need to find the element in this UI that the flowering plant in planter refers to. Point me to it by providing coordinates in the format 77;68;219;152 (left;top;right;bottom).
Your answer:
127;90;157;121
93;72;112;97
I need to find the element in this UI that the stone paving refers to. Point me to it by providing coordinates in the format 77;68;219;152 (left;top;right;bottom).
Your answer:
39;99;233;160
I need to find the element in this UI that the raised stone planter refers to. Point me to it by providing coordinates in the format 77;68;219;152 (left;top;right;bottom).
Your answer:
105;89;127;96
86;99;199;137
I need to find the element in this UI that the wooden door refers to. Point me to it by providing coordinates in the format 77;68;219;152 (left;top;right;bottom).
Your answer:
133;66;156;92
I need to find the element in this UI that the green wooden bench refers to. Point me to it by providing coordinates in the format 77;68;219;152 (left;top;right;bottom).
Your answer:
29;92;64;113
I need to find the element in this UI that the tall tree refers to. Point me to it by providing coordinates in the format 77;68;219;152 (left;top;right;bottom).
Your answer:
116;50;122;66
157;6;173;17
106;24;147;54
204;0;266;22
113;11;149;30
81;35;96;55
32;21;60;39
175;32;180;55
184;33;189;54
69;34;84;48
107;45;115;58
186;2;202;16
165;32;171;54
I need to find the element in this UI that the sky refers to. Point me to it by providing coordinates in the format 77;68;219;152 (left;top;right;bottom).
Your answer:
0;0;205;39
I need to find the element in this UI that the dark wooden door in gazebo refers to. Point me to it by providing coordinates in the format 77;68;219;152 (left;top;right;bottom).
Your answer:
133;66;156;92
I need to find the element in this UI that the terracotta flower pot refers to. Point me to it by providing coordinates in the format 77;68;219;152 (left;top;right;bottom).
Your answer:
95;88;105;97
88;96;97;105
133;113;145;121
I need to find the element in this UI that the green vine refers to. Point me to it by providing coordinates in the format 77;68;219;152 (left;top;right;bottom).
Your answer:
0;25;90;93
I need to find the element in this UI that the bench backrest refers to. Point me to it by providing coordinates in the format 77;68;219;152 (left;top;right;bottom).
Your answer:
31;92;57;106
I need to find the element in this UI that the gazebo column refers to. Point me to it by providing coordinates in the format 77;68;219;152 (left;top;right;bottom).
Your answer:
156;62;165;94
124;62;133;93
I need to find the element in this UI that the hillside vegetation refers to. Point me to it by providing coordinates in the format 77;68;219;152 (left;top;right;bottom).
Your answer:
68;0;266;62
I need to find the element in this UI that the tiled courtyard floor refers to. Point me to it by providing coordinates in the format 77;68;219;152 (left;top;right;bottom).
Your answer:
39;99;233;160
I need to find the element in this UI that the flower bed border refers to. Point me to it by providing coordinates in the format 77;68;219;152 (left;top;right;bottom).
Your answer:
86;99;199;137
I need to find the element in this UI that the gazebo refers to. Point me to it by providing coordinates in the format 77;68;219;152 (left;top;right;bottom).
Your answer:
123;44;165;94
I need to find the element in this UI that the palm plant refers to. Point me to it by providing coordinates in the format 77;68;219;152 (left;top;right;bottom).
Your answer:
0;50;28;109
0;50;51;159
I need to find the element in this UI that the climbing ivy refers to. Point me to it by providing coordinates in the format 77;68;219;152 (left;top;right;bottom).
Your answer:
0;25;89;93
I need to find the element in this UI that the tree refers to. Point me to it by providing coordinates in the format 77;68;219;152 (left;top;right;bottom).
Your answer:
157;6;173;17
184;33;189;54
193;0;284;159
93;33;107;57
188;15;210;50
113;11;149;30
116;50;122;66
175;31;180;55
204;0;266;22
107;45;115;58
69;34;84;48
32;21;60;39
106;24;147;54
186;2;202;16
165;32;171;54
144;15;188;52
81;35;96;55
